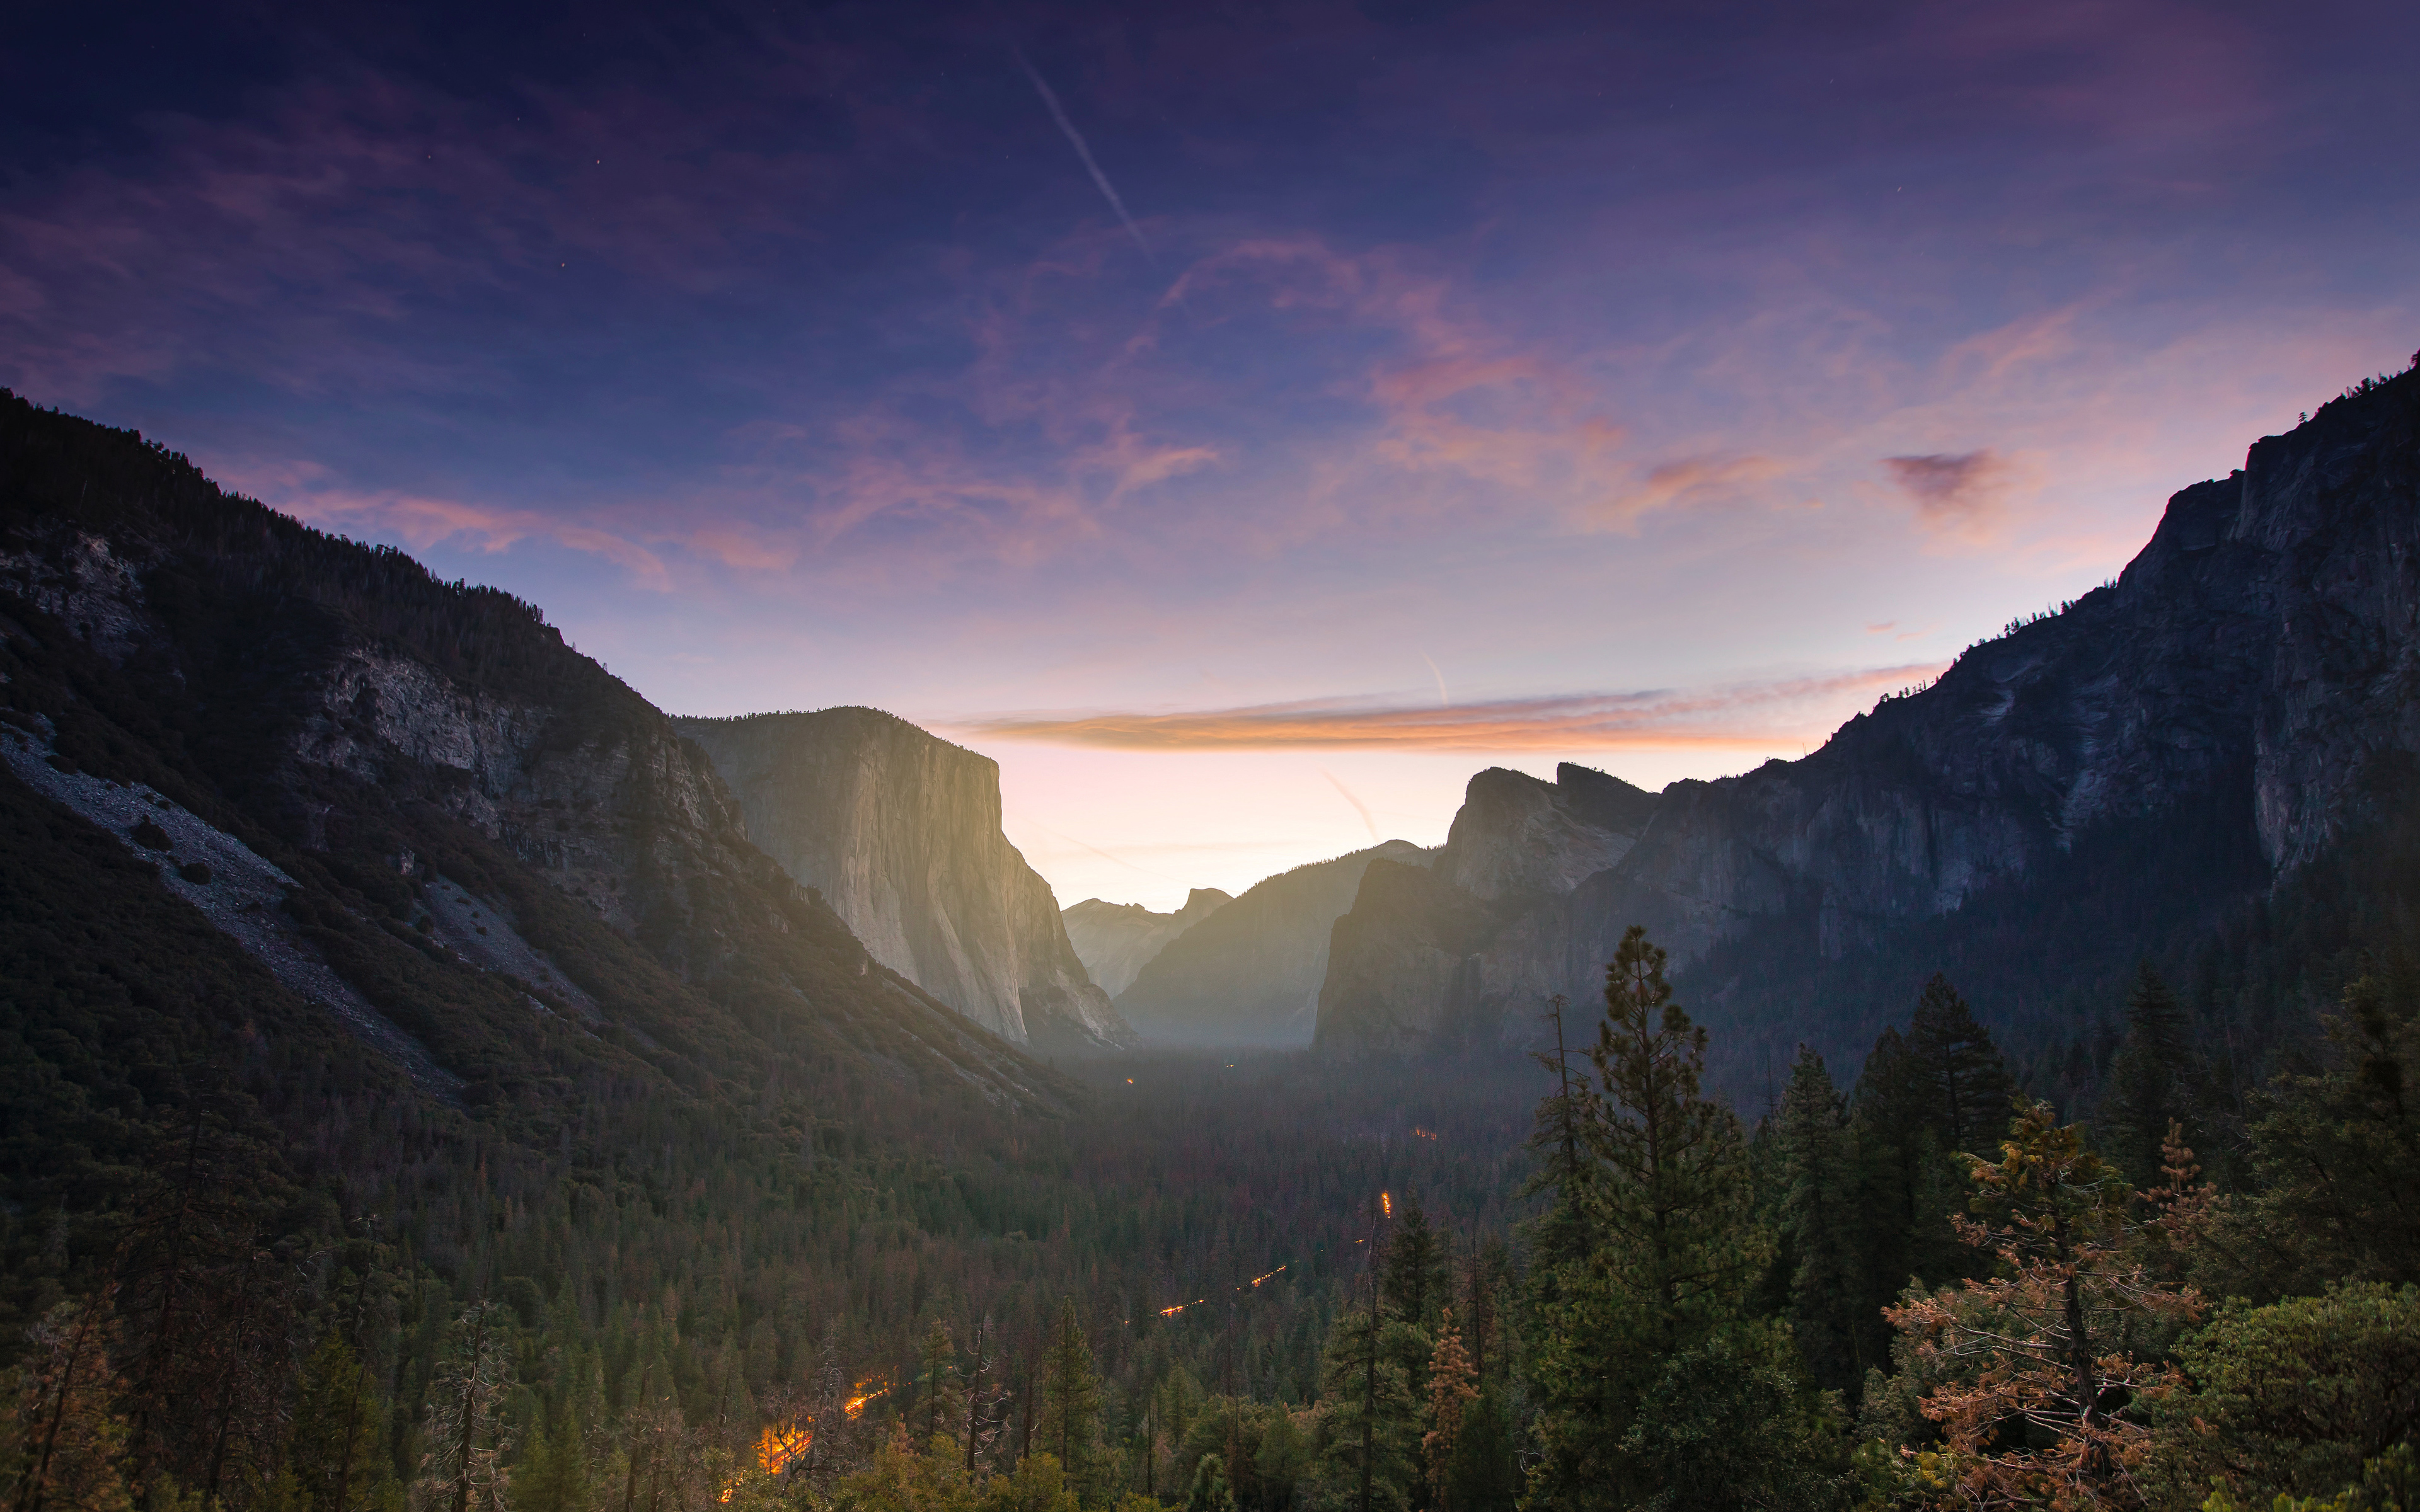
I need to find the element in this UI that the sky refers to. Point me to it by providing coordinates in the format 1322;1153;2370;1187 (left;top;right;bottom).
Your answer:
4;0;2416;910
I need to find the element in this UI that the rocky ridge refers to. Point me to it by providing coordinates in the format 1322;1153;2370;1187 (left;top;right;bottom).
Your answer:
672;709;1139;1055
1063;888;1233;999
0;396;1069;1110
1118;839;1431;1048
1315;365;2420;1068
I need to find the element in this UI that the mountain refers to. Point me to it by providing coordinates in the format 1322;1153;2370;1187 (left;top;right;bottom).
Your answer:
0;392;1068;1172
1063;887;1233;999
0;394;1482;1459
1315;365;2420;1087
670;709;1138;1054
1314;765;1658;1055
1117;839;1431;1048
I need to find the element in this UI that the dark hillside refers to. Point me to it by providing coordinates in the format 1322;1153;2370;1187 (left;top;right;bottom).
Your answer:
1314;360;2420;1113
0;391;1103;1385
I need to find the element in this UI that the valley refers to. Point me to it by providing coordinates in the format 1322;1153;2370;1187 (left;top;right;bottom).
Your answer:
3;364;2417;1512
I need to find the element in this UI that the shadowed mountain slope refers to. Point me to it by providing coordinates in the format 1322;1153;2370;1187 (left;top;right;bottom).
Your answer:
1064;887;1233;999
1119;839;1431;1048
1317;365;2420;1089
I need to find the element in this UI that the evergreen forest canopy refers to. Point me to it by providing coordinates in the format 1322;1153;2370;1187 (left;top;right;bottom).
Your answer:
1;369;2419;1512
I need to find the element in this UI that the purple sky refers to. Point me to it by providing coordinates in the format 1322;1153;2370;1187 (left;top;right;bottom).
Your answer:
6;0;2415;908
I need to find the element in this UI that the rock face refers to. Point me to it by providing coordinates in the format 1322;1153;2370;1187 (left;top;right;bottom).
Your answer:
1315;766;1657;1055
1064;888;1233;999
672;709;1138;1055
1118;840;1431;1047
1436;764;1659;900
1316;369;2420;1068
0;396;1069;1111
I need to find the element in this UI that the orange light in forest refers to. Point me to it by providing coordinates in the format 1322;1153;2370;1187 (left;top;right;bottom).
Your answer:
756;1421;812;1474
1381;1191;1392;1218
844;1381;888;1418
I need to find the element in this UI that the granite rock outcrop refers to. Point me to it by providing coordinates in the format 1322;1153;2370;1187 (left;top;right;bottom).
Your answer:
1063;888;1233;999
672;709;1139;1055
0;398;1069;1109
1316;368;2420;1067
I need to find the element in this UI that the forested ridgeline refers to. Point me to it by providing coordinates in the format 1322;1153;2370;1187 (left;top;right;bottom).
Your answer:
7;911;2414;1512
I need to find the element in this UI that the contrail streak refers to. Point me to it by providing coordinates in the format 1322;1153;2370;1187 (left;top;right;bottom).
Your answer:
1419;652;1449;708
1015;816;1183;885
1320;769;1382;845
1012;45;1153;263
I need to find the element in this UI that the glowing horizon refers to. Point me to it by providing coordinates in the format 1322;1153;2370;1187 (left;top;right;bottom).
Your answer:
5;0;2412;914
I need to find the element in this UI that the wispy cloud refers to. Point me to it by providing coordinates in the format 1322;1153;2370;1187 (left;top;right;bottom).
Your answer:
1601;453;1787;523
241;461;679;590
951;665;1947;752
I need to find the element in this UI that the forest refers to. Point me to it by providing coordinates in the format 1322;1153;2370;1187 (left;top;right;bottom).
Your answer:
2;393;2416;1512
5;903;2414;1512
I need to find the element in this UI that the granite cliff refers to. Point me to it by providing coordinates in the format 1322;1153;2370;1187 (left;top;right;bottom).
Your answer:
0;394;1068;1111
1119;840;1430;1047
1317;365;2420;1078
1063;888;1233;999
671;709;1138;1055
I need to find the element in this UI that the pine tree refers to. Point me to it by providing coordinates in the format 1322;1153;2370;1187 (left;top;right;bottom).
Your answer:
511;1421;587;1512
1906;974;2013;1154
1615;1327;1842;1512
1383;1196;1444;1331
1775;1045;1867;1395
1583;927;1765;1351
2100;965;2199;1186
282;1331;395;1512
1848;1022;1971;1317
2229;972;2420;1290
914;1322;966;1451
1521;995;1595;1275
1523;927;1771;1511
416;1302;514;1512
959;1318;1010;1479
1883;1101;2204;1510
1253;1410;1310;1512
1181;1453;1236;1512
1;1292;130;1512
1420;1314;1477;1512
1310;1307;1417;1512
1516;992;1606;1508
1455;1242;1507;1391
1035;1303;1102;1499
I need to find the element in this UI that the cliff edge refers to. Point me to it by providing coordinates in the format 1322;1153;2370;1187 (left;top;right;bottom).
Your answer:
673;708;1138;1055
1316;365;2420;1079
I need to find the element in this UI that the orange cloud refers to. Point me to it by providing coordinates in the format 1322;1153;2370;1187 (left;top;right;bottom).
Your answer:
1155;237;1639;530
952;665;1947;753
685;525;797;571
1600;453;1786;523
